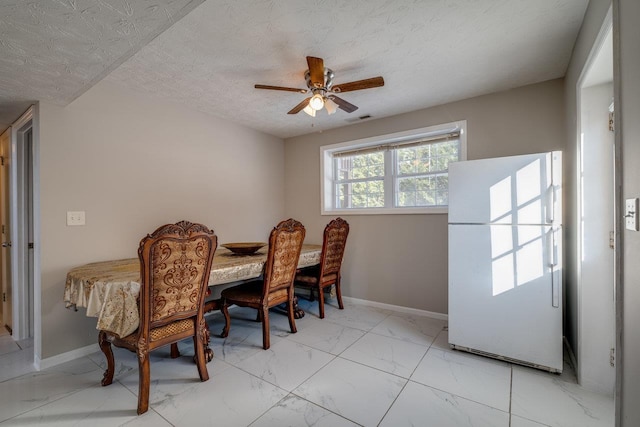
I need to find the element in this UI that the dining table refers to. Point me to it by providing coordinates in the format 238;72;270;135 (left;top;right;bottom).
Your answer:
64;244;322;360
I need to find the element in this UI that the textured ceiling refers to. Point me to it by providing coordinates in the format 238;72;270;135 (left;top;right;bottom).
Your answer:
1;0;589;138
0;0;205;131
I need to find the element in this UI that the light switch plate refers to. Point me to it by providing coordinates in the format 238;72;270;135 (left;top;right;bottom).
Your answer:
625;199;638;231
67;211;85;226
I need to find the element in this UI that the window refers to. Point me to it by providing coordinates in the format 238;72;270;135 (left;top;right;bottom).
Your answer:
321;121;466;214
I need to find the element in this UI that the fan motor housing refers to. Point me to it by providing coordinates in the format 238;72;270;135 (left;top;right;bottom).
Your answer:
305;68;334;90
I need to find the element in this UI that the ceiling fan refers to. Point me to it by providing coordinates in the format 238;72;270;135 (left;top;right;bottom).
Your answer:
254;56;384;116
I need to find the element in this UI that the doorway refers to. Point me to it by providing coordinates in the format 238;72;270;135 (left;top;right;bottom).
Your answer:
576;14;615;395
1;107;36;343
0;128;10;334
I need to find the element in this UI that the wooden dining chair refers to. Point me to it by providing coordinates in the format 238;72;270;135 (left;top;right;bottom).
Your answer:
294;217;349;319
98;220;217;415
220;218;306;350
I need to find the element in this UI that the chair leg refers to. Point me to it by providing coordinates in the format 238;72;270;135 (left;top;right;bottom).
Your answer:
137;348;151;415
193;334;210;382
318;285;326;319
335;277;344;310
98;331;115;387
170;342;180;358
309;286;315;302
204;321;214;362
221;299;231;338
260;306;270;350
287;297;298;334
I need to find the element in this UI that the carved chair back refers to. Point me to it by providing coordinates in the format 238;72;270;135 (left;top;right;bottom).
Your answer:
137;221;217;337
262;218;306;297
318;217;349;280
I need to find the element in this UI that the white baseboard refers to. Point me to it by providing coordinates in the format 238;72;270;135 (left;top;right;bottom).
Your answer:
343;296;448;321
36;343;98;371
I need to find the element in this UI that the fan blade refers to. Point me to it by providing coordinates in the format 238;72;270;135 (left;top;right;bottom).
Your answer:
288;97;312;114
330;96;358;113
306;56;325;88
332;76;384;93
255;84;307;93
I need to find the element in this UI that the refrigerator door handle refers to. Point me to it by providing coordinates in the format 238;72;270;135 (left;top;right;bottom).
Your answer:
550;227;560;308
548;185;555;223
548;154;555;224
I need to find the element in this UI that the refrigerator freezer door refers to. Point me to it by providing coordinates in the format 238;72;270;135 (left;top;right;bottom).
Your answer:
448;152;561;226
448;224;563;372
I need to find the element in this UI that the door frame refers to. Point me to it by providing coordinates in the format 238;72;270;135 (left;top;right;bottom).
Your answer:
9;106;40;359
575;2;619;396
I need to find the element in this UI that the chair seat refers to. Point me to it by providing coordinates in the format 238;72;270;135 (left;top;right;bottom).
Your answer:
115;316;195;344
295;272;338;286
150;318;194;342
221;280;288;305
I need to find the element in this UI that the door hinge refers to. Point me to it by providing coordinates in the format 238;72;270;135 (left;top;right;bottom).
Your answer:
2;292;5;302
0;156;4;166
610;348;615;367
609;231;615;249
28;242;34;249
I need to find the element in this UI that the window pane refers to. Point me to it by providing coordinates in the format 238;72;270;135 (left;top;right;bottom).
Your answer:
370;163;384;177
415;159;430;173
335;152;385;181
397;191;415;207
368;192;384;207
392;140;458;206
396;141;459;177
396;177;428;207
336;183;351;208
398;159;415;174
399;177;416;192
437;190;448;205
335;178;384;209
417;190;435;206
334;150;386;209
436;175;448;190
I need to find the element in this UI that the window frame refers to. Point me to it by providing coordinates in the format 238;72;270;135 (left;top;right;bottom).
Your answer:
320;120;467;215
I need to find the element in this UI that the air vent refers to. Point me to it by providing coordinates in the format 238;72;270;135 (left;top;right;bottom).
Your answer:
345;114;373;123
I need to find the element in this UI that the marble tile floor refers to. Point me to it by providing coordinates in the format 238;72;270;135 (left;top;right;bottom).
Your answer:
0;299;614;426
0;327;35;383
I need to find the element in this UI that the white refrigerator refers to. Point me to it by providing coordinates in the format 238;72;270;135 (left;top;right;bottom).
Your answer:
448;152;563;373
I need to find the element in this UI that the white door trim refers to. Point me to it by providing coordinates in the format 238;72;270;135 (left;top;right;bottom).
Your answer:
10;105;41;368
575;3;616;393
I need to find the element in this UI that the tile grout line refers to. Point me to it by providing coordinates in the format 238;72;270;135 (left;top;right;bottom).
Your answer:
509;365;513;427
376;378;410;427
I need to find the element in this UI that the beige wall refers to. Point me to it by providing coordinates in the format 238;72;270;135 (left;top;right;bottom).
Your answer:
284;78;565;314
39;81;285;359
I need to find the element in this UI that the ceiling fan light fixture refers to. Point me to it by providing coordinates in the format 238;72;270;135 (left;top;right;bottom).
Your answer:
303;104;316;117
325;98;338;115
254;56;384;116
309;93;325;110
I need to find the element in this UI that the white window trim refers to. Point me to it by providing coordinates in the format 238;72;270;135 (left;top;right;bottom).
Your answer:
321;120;467;215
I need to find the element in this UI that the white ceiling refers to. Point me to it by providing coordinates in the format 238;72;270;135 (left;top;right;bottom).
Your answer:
0;0;205;131
1;0;589;138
